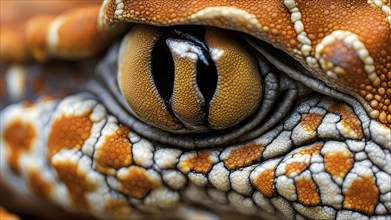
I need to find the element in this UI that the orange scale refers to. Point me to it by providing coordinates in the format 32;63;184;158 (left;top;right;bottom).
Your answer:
54;6;110;58
178;151;213;174
294;143;323;156
300;113;324;132
328;103;364;139
104;199;132;217
224;143;264;170
105;0;117;22
295;177;320;206
25;16;54;61
285;162;309;177
95;125;133;175
324;152;353;179
3;120;36;174
253;168;276;198
118;167;160;199
343;175;379;215
52;159;97;210
47;110;93;159
27;170;53;200
298;0;387;51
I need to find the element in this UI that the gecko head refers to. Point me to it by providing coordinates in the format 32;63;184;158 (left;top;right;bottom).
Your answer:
0;1;390;219
93;0;391;147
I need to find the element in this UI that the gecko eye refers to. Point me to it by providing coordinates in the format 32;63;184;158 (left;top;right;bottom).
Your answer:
118;25;262;133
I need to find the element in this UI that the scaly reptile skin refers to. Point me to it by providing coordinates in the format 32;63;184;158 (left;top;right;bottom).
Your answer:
0;1;390;219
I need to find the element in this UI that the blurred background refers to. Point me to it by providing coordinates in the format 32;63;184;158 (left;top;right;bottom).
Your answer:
1;0;100;27
1;2;101;219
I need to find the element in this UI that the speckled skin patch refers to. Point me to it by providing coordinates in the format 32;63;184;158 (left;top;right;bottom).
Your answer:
328;102;364;139
295;177;320;206
324;150;353;180
52;155;97;209
343;175;380;214
94;125;132;175
27;170;53;200
223;143;265;170
118;166;160;199
300;113;324;132
178;151;213;174
47;110;93;159
253;168;275;198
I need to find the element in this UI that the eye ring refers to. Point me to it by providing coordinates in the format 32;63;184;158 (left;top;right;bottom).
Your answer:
118;25;264;133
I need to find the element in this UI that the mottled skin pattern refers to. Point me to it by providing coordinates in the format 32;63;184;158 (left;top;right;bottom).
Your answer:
0;1;391;220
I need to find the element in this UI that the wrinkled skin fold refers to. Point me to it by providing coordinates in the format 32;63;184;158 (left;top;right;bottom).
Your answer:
0;1;390;220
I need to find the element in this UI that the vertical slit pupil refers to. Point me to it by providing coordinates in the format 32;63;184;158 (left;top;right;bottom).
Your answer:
151;26;218;110
196;55;218;105
151;33;175;103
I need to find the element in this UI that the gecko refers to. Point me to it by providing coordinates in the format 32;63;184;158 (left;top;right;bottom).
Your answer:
0;0;390;219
